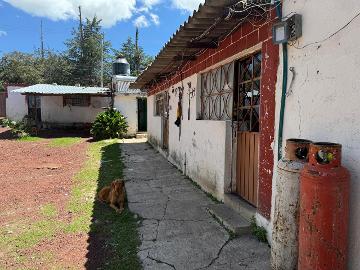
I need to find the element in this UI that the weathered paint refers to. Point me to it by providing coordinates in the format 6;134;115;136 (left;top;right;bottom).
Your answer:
114;95;140;136
272;1;360;268
299;143;350;270
147;18;279;219
41;95;109;125
271;139;312;270
6;86;28;121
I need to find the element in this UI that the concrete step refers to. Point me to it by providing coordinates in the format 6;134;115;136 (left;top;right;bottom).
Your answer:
224;193;256;222
207;204;251;236
136;132;148;139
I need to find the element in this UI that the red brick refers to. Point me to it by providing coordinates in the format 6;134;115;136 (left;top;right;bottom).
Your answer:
242;22;253;36
247;30;259;48
232;27;243;43
259;24;270;41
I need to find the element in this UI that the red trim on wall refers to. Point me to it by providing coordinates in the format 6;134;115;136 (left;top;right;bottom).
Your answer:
148;18;279;219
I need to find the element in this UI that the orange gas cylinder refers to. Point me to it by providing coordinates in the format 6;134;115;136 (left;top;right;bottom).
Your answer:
298;143;350;270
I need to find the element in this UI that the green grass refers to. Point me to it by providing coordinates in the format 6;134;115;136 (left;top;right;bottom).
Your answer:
48;137;82;147
17;136;42;142
65;140;142;269
40;204;58;218
0;138;141;269
250;217;268;244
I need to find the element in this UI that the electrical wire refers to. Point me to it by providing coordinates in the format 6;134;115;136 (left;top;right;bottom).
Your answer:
291;9;360;49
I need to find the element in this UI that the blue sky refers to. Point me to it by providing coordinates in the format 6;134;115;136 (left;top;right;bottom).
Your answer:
0;0;204;57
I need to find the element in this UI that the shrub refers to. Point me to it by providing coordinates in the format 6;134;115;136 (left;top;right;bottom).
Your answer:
0;116;34;137
91;109;129;140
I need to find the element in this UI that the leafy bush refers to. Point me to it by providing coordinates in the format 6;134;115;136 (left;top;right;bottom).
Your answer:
91;109;129;140
0;117;34;137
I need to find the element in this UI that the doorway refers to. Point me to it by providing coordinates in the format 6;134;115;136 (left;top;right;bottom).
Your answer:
28;95;41;124
137;98;147;132
233;52;262;207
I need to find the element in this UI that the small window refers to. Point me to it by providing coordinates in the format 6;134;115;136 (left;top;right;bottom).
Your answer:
63;95;90;107
155;93;164;116
200;62;234;120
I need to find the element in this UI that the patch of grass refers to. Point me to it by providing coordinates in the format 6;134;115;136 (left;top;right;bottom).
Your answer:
48;137;82;147
40;204;58;218
17;136;42;142
4;220;63;250
66;140;142;269
250;217;268;243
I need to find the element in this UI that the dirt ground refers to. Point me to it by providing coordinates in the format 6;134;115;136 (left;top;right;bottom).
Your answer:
0;127;91;269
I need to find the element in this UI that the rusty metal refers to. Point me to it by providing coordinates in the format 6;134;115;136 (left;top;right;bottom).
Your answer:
299;143;350;270
271;139;312;270
200;61;234;120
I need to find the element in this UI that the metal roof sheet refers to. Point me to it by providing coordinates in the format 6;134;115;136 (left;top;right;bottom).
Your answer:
113;75;145;95
131;0;271;90
13;84;110;95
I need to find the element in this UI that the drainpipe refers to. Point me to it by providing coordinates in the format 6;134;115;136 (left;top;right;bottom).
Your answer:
276;2;288;161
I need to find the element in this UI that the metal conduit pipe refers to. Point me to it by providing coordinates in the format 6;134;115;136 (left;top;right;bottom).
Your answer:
276;2;288;161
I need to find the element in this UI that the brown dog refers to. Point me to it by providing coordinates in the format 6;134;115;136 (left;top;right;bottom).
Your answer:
98;179;126;214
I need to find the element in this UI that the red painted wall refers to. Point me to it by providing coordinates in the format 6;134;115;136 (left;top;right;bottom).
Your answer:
148;17;279;219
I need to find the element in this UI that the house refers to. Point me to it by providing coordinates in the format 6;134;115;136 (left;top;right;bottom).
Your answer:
132;0;278;240
5;57;147;136
7;84;111;128
132;0;360;269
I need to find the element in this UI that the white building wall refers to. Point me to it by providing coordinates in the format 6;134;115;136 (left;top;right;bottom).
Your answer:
147;74;230;200
6;86;28;121
272;1;360;268
114;95;138;136
41;96;108;124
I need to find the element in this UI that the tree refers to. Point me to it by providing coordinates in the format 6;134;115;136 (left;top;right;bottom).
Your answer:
42;52;73;85
0;51;44;85
114;36;153;77
66;16;111;86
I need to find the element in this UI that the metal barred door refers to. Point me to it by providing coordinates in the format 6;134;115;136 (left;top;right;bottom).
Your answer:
234;52;262;207
0;92;6;117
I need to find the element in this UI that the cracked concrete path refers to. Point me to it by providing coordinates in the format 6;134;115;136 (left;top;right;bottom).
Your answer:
121;139;270;270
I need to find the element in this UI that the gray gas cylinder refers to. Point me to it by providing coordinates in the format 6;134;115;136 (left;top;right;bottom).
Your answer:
271;139;312;270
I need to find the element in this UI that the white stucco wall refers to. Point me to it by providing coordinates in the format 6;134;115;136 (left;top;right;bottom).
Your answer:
114;95;139;136
272;1;360;268
6;86;28;121
147;74;231;200
41;96;109;124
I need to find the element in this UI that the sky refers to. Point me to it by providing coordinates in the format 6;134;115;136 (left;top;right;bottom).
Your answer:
0;0;205;57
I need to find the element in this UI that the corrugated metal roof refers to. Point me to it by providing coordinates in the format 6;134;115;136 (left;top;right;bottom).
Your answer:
113;75;145;96
13;84;110;95
131;0;270;90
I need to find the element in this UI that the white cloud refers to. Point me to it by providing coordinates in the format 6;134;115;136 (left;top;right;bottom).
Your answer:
4;0;136;27
150;13;160;25
141;0;162;8
171;0;204;12
133;15;150;28
0;30;7;37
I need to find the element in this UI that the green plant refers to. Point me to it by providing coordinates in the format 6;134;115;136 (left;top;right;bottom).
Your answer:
91;109;129;140
0;117;34;137
250;217;268;243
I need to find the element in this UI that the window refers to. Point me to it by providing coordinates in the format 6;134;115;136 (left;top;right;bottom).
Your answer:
234;52;262;132
63;95;90;107
155;93;164;116
200;62;234;120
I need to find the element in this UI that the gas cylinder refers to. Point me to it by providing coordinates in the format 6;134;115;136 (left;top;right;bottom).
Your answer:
298;143;350;270
271;139;312;270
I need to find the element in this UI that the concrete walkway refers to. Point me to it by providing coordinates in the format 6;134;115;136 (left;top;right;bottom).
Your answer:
121;139;270;270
